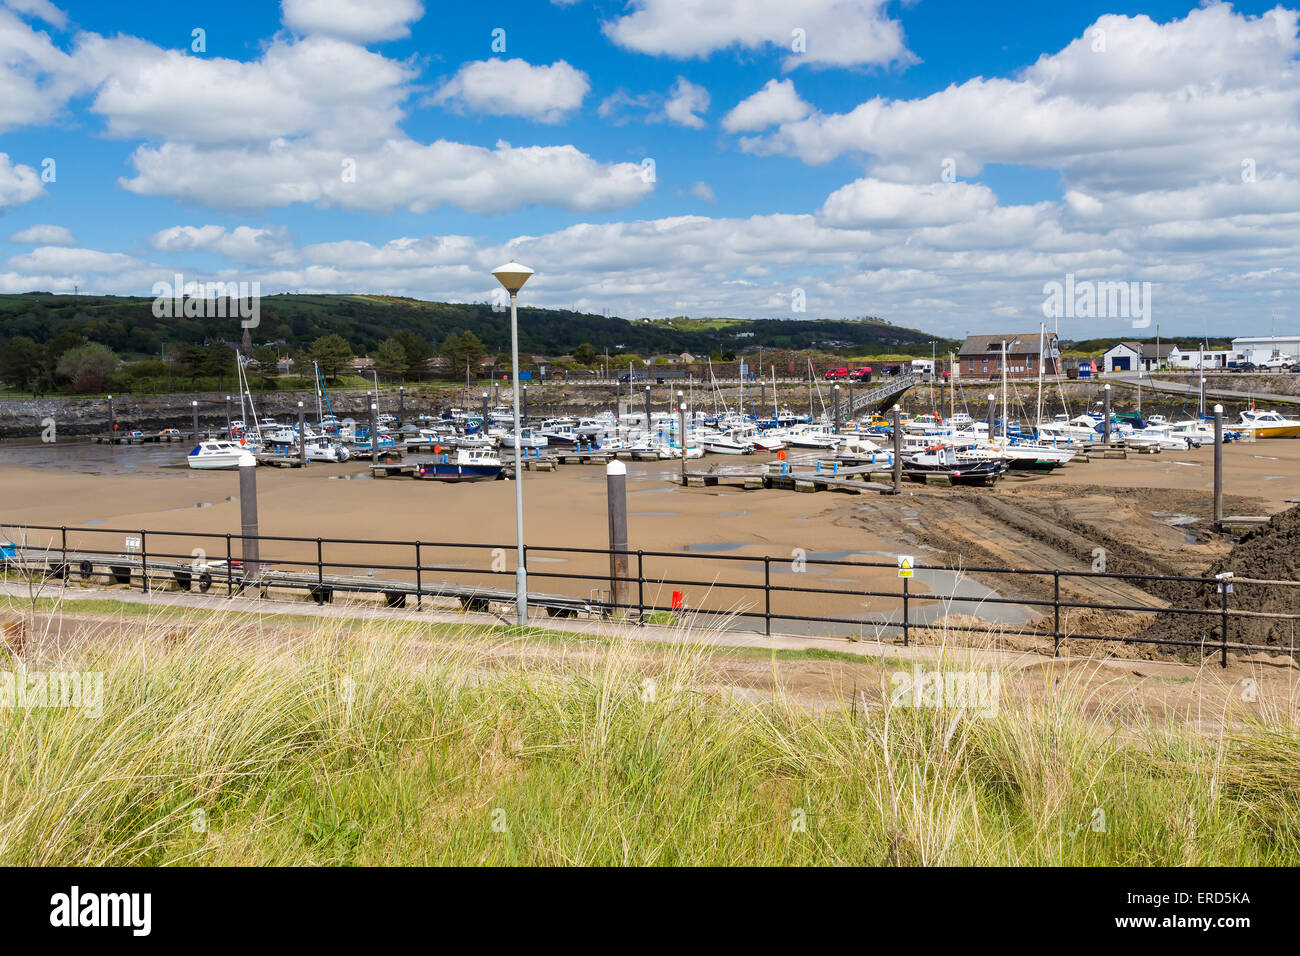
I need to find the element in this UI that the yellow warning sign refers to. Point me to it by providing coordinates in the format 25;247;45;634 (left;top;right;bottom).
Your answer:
898;555;914;578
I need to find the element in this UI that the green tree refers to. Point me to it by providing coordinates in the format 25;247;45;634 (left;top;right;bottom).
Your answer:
178;344;208;389
391;329;432;381
0;337;44;391
55;342;117;393
374;337;409;381
573;342;598;365
439;331;484;379
204;342;235;389
125;358;167;392
310;334;352;382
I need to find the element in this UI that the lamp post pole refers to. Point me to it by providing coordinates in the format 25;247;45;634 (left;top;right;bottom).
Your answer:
508;291;526;625
493;261;534;628
678;390;687;484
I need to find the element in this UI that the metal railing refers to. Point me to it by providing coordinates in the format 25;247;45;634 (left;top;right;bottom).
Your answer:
2;521;1297;667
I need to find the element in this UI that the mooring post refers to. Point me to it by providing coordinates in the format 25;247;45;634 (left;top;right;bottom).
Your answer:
298;401;306;465
760;381;766;417
521;384;528;424
607;459;629;617
1200;376;1207;418
398;386;404;422
369;402;378;465
848;379;854;426
192;400;199;444
1103;383;1112;444
107;395;114;443
678;391;687;484
986;393;995;439
833;384;841;432
238;452;260;584
644;385;651;429
225;395;232;437
891;405;902;493
1213;404;1224;529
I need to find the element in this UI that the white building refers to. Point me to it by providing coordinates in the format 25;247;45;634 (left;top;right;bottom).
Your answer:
1102;342;1141;372
1102;341;1176;372
1167;347;1238;370
1230;335;1299;367
1232;334;1300;354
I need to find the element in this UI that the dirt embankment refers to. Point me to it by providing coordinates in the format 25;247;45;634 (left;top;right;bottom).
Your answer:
1143;506;1300;654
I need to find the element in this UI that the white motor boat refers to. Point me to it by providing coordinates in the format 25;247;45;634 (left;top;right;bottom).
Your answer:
657;441;705;460
698;430;754;455
785;423;841;449
500;427;549;450
837;435;883;457
304;437;350;462
1035;415;1102;443
1237;409;1300;438
729;424;784;451
187;440;248;470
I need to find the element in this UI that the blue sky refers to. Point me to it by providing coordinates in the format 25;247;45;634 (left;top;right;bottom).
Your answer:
0;0;1297;339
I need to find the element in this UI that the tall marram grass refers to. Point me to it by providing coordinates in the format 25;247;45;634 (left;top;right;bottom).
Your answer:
0;605;1297;865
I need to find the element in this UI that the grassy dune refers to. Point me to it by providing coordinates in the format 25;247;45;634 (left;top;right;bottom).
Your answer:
0;607;1297;866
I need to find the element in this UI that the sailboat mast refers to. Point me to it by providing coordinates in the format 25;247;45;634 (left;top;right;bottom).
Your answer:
1036;323;1044;432
1001;339;1008;442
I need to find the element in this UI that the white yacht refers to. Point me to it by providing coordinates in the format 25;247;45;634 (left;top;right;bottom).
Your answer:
304;436;350;462
187;440;248;470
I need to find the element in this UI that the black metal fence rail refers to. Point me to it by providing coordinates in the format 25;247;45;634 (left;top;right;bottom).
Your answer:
3;521;1298;667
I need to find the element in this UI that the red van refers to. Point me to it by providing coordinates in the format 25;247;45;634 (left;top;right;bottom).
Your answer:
848;366;872;381
824;367;849;379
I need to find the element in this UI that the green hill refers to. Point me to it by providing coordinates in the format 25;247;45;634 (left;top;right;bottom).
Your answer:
0;292;949;359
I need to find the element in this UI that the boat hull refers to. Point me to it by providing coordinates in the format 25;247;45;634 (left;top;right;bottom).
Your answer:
417;464;504;481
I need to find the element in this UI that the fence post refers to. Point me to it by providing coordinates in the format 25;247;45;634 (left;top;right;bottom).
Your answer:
637;549;644;622
891;405;902;493
225;533;232;597
606;460;629;617
139;530;149;593
316;537;323;591
902;575;909;646
1053;571;1061;657
239;452;260;584
415;540;422;610
1213;405;1224;530
61;526;67;582
1220;580;1229;669
764;555;772;636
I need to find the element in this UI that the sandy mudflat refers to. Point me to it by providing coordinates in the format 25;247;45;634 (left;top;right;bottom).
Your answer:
0;437;1296;637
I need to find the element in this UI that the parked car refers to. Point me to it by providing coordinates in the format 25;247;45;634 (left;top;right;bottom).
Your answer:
1236;362;1258;373
1290;364;1300;374
848;366;873;381
617;372;647;383
823;367;849;379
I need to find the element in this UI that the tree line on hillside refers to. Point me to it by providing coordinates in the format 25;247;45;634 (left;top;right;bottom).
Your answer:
0;293;946;360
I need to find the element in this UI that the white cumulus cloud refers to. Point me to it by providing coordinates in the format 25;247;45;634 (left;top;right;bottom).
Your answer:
723;79;811;132
663;77;709;128
280;0;424;43
431;59;590;124
603;0;914;70
9;223;73;244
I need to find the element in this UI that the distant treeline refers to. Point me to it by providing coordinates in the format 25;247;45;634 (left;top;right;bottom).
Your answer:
0;292;947;360
1061;335;1234;353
